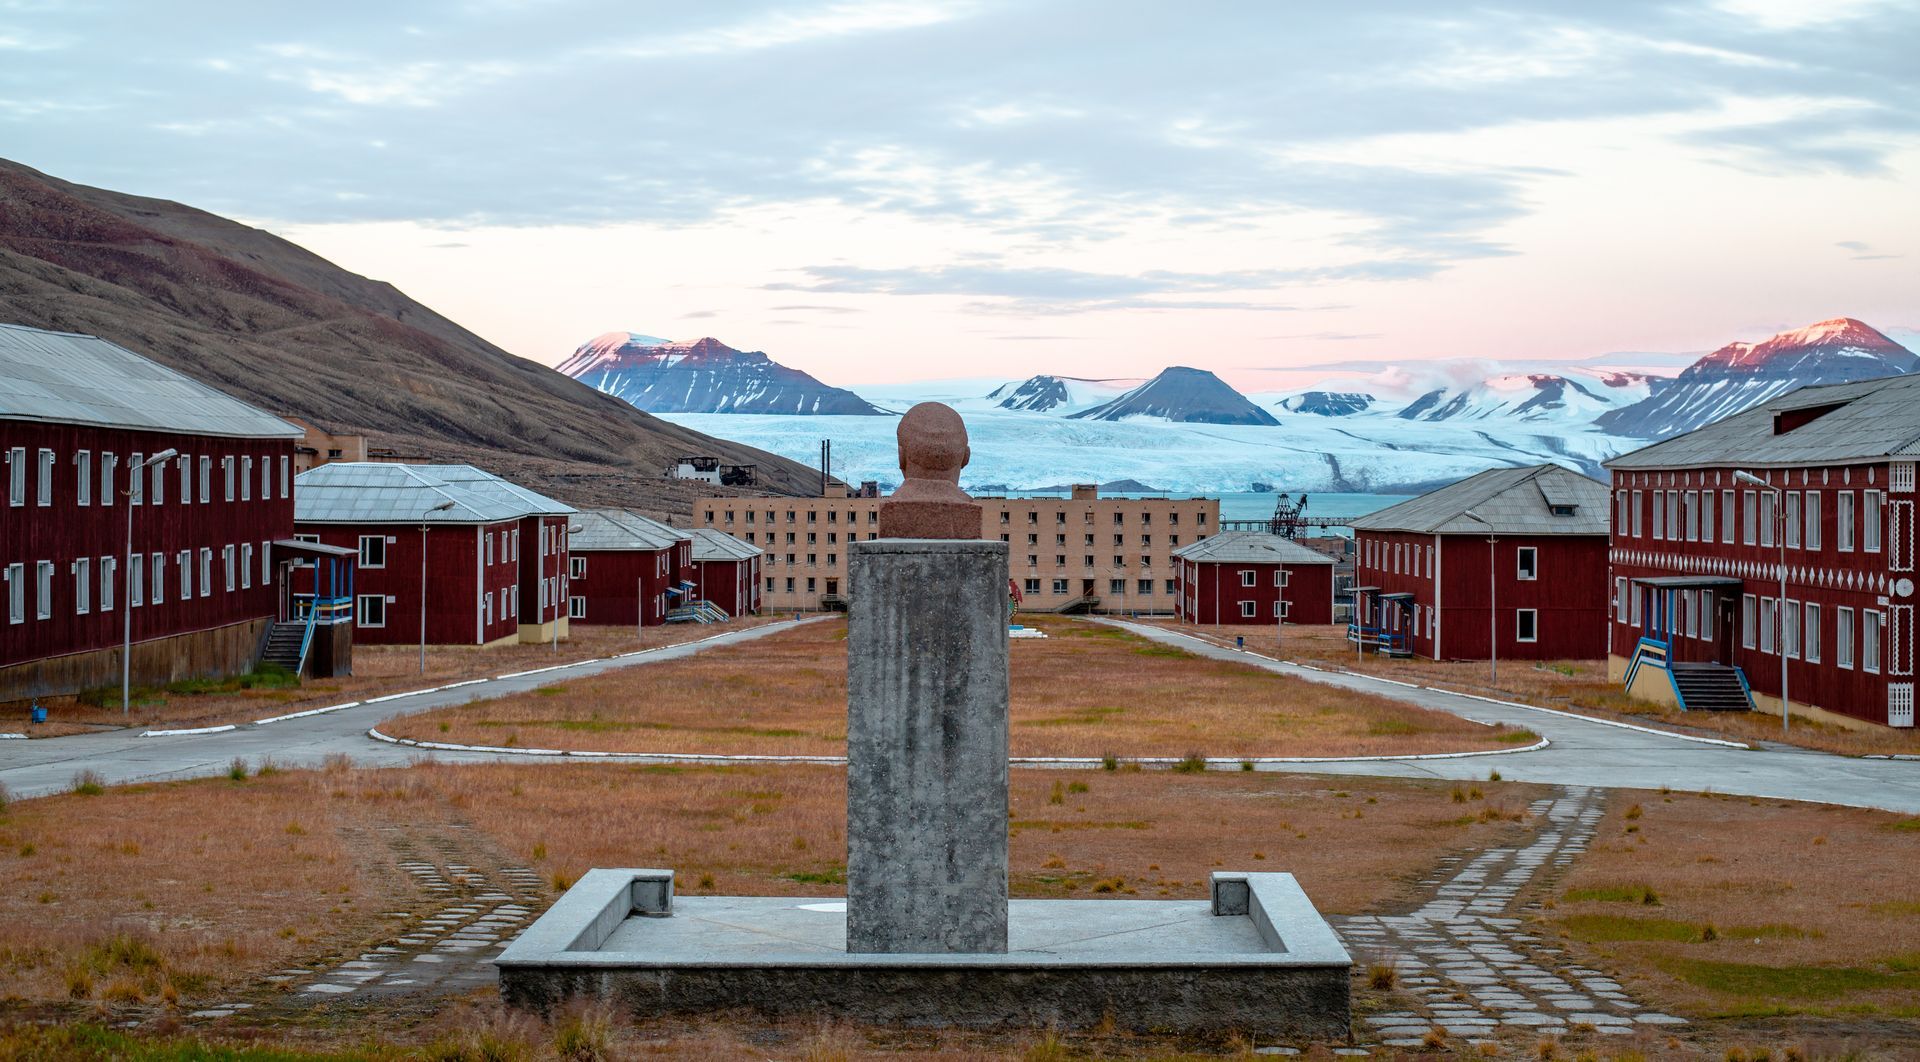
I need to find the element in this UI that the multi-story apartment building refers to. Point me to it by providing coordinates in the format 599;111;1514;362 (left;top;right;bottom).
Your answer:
697;484;1218;613
1605;374;1920;728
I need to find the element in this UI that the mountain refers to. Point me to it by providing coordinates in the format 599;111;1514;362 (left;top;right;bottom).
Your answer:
0;158;818;509
1276;391;1376;417
1596;318;1918;439
1396;371;1652;423
984;374;1142;414
559;333;888;415
1069;366;1280;426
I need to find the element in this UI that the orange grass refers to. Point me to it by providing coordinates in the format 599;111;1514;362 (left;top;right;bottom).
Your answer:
1194;621;1920;758
383;615;1525;758
1549;789;1920;1020
17;617;781;734
0;764;437;1006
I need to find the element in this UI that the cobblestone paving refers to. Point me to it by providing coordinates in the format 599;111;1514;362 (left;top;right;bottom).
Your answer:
1335;786;1686;1050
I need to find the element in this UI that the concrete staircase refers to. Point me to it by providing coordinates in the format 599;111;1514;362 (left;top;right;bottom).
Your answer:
1669;662;1753;712
667;601;731;624
260;621;307;675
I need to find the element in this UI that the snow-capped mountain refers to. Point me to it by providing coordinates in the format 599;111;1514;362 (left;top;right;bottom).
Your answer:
558;333;886;415
1595;318;1918;439
986;374;1140;414
1277;391;1376;417
1396;371;1653;423
1070;366;1280;426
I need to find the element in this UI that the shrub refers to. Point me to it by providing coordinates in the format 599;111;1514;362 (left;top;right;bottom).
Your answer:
1048;781;1066;805
1488;770;1503;782
1100;752;1118;771
0;780;9;813
227;758;249;781
552;1008;613;1062
1066;781;1089;794
1172;752;1208;774
71;770;105;796
1367;962;1397;989
1240;760;1255;772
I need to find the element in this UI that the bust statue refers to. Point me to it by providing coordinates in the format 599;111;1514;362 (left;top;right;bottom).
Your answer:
878;403;983;539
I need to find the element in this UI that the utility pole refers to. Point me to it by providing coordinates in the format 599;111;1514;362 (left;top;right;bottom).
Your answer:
123;448;177;715
1461;510;1496;685
1734;470;1788;733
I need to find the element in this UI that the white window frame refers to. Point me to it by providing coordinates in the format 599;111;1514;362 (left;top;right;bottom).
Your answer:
1701;488;1714;543
358;593;387;628
280;455;290;498
1783;599;1799;659
241;456;252;501
1652;490;1665;540
149;553;164;605
1631;490;1644;537
359;534;387;569
1865;609;1883;674
101;452;115;508
199;456;212;503
1239;600;1257;618
1838;491;1856;552
1615;577;1628;624
1741;593;1756;649
223;545;236;591
260;540;270;585
222;456;235;501
1805;491;1821;551
1865;490;1883;553
1516;546;1538;581
177;454;191;505
241;543;253;589
1804;602;1821;664
75;449;92;506
178;549;192;601
1274;569;1289;587
130;451;144;505
36;448;53;507
1759;492;1775;548
1721;490;1734;544
1838;606;1855;669
6;446;24;507
1743;491;1757;545
33;560;52;619
199;548;212;598
149;456;164;506
130;552;144;607
571;556;586;578
6;562;23;623
1515;608;1538;643
100;555;114;612
1785;492;1801;549
260;455;270;500
1239;569;1256;587
1760;596;1776;654
569;595;587;619
73;556;90;615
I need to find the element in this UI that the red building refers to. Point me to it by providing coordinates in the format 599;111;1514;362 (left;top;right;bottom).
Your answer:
567;509;694;627
688;528;762;618
1173;531;1336;625
1;324;302;702
1606;375;1920;728
293;463;576;646
1349;464;1610;661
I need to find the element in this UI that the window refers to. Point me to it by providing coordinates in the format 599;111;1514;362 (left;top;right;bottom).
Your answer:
511;529;519;561
1758;491;1775;547
1760;597;1776;654
485;591;495;623
222;456;235;501
1701;488;1714;542
358;594;387;628
1240;569;1256;587
240;456;252;501
1051;578;1068;594
1615;577;1628;624
150;456;164;505
1615;491;1628;535
1631;585;1642;627
1137;579;1153;594
261;540;271;586
34;560;52;619
130;451;145;504
36;448;53;506
1805;492;1820;550
1668;491;1680;539
1110;578;1126;594
241;543;253;589
9;563;26;623
199;456;211;503
1741;594;1756;649
1805;602;1821;663
486;533;496;566
130;553;144;607
100;556;114;612
1785;493;1801;548
178;454;191;504
260;456;270;500
1838;491;1856;551
7;446;23;506
1652;490;1665;539
1700;592;1714;642
178;549;192;600
1024;578;1040;594
1838;607;1855;669
73;557;90;614
570;556;585;578
1239;600;1256;618
1743;491;1757;545
101;453;115;507
1783;599;1799;659
1274;569;1290;587
1865;491;1883;553
1165;578;1178;593
1721;490;1734;544
280;455;290;498
76;450;91;505
569;595;586;619
1865;610;1883;673
1516;547;1538;580
150;553;164;605
223;545;236;591
1631;490;1643;537
359;535;387;568
1683;491;1696;541
1684;590;1697;638
1516;609;1538;642
1274;600;1290;619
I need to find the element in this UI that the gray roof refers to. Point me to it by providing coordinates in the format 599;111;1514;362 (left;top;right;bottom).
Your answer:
1607;373;1920;470
0;322;301;439
570;508;689;552
294;463;576;525
1349;464;1610;535
1172;530;1334;565
689;527;761;562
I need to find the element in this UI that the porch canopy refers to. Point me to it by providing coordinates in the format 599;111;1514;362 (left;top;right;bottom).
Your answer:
273;539;358;561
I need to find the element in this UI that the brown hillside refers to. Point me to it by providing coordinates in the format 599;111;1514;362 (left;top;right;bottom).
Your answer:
0;158;818;511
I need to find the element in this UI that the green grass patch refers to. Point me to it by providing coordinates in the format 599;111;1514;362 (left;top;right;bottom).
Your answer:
784;866;846;885
1011;819;1151;831
1130;643;1188;658
1885;818;1920;832
1653;956;1920;1002
1872;901;1920;916
1495;728;1540;744
533;685;566;696
471;718;806;739
1364;718;1421;737
1563;883;1660;905
1028;705;1126;727
1559;914;1706;943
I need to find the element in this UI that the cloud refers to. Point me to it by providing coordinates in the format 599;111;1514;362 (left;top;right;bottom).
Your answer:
769;304;864;314
680;309;721;318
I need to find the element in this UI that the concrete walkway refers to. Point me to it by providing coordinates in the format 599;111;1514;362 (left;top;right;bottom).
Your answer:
0;618;829;800
1102;620;1920;814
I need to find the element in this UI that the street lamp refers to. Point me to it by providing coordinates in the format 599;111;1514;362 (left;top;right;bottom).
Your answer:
1733;470;1789;733
1460;509;1496;685
123;448;178;715
420;500;456;673
553;523;583;653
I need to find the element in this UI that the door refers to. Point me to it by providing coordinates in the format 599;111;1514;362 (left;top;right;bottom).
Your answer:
1715;593;1736;665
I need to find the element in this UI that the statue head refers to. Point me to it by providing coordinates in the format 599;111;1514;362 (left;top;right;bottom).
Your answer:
897;402;970;488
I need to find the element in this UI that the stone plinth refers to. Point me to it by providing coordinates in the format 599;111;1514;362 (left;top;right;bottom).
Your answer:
846;538;1009;953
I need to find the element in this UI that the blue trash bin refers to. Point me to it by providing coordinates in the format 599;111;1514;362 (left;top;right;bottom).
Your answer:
1236;636;1245;649
30;702;47;725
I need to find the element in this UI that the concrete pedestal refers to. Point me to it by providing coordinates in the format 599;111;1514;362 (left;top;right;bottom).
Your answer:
846;539;1009;954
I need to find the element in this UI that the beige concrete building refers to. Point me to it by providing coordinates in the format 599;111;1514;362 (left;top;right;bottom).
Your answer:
698;484;1219;613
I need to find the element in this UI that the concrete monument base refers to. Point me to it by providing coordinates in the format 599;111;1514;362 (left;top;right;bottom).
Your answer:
498;869;1352;1040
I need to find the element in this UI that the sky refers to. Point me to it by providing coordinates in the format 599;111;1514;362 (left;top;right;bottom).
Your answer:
2;0;1917;390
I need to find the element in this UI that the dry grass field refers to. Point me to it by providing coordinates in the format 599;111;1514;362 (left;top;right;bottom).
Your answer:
382;616;1531;759
1547;787;1920;1023
13;618;781;736
1178;621;1920;758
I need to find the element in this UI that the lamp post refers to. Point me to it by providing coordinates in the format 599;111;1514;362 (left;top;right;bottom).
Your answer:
553;523;583;653
122;448;178;716
1461;509;1496;685
419;500;456;673
1734;470;1788;733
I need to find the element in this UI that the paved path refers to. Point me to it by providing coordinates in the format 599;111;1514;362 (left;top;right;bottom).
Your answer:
1100;620;1920;814
0;618;828;800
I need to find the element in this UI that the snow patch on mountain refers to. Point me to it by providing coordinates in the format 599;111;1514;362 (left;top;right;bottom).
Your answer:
559;334;887;416
1072;366;1279;425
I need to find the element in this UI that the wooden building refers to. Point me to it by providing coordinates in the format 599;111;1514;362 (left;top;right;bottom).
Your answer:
292;463;576;647
567;509;694;627
1349;464;1610;661
1173;531;1337;625
688;528;762;618
1;323;302;702
1606;375;1920;728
